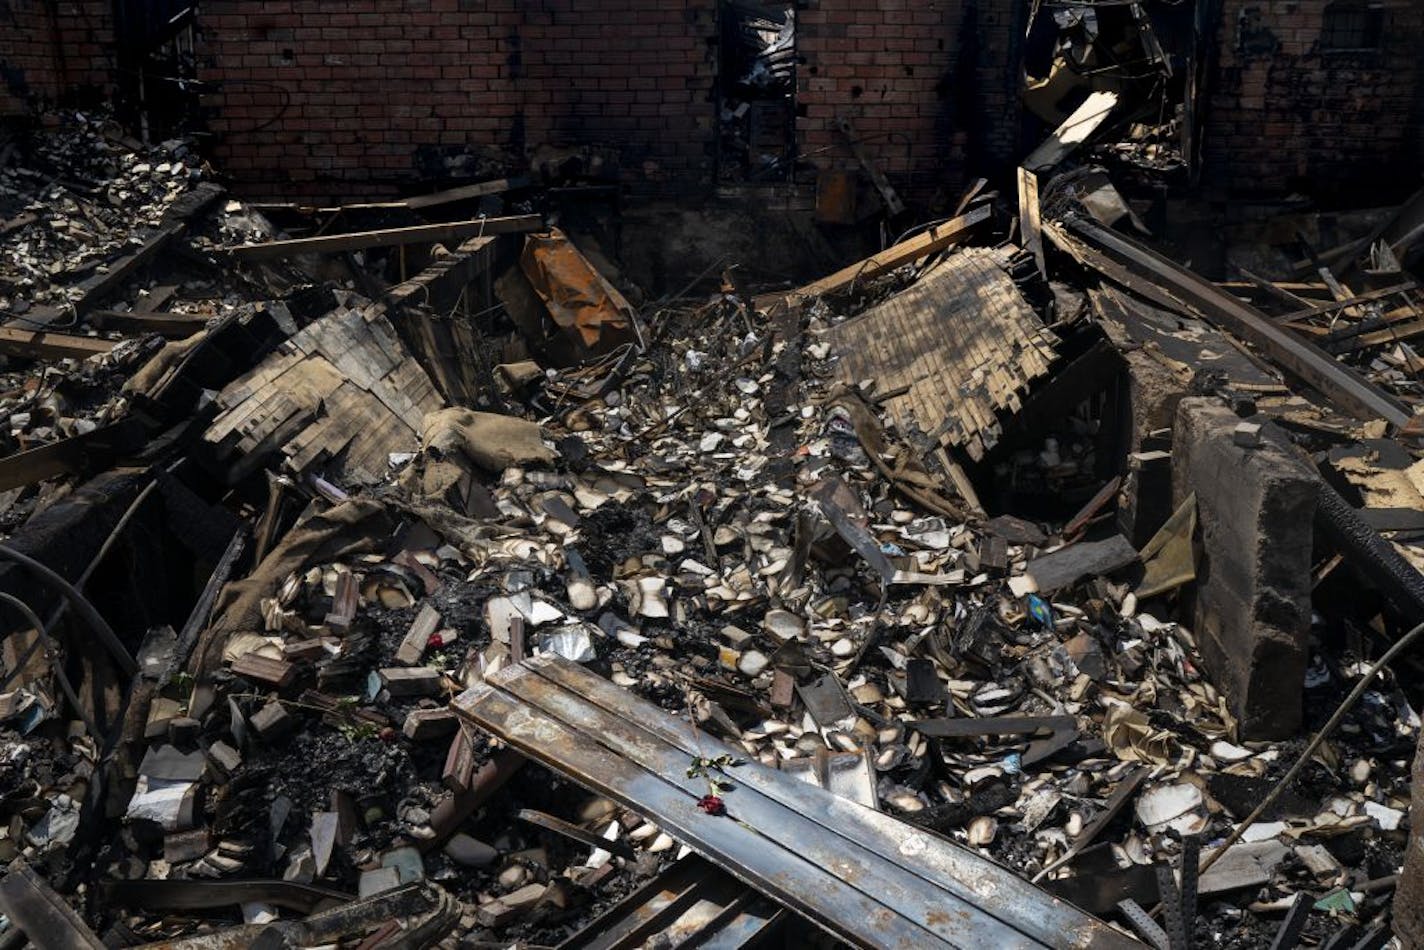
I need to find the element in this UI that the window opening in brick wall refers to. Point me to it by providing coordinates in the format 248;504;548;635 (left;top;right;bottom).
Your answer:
114;0;200;140
716;1;796;183
1320;1;1384;51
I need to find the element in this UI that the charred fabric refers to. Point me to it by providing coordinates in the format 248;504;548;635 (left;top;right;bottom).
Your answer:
2;87;1424;950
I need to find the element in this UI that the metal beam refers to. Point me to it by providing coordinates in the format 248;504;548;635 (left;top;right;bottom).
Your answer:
559;857;784;950
1047;214;1412;428
454;656;1140;950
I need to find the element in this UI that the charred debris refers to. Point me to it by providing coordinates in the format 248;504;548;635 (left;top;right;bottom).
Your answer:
1;37;1424;950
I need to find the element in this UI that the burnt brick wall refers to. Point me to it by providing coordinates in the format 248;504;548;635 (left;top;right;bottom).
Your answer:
1204;0;1424;198
795;0;1023;204
0;0;115;115
520;3;715;190
196;0;717;201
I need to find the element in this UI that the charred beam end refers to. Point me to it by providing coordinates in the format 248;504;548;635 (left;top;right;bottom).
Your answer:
0;858;106;949
1314;481;1424;624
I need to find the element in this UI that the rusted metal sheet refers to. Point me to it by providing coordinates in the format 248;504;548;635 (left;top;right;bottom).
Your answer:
521;227;638;354
453;656;1140;950
815;170;858;224
1046;213;1412;429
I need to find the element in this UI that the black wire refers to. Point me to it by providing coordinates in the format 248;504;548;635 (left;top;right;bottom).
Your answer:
3;303;81;331
0;635;44;690
42;479;158;651
0;544;136;676
889;216;955;249
217;79;293;135
109;66;295;136
841;214;965;297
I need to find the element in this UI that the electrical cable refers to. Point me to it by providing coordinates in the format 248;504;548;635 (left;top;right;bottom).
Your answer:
0;477;152;688
843;215;959;298
0;543;137;676
3;300;81;331
41;479;158;649
112;67;294;136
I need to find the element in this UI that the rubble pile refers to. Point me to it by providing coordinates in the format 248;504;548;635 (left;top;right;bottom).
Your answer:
0;119;197;309
0;106;1418;950
0;117;279;491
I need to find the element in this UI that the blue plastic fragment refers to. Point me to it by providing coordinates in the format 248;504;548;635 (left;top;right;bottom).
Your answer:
1026;594;1054;629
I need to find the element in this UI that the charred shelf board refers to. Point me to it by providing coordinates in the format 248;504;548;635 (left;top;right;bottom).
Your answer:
453;655;1138;950
203;306;444;486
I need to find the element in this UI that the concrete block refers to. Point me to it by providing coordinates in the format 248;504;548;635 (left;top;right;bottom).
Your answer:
1395;725;1424;944
1233;421;1262;447
1120;446;1174;548
1116;343;1188;546
1171;397;1319;740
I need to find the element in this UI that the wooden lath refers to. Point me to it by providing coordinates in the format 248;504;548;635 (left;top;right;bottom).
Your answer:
823;248;1058;461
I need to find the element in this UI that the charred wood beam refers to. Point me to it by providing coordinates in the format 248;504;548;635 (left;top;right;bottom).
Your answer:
225;214;543;262
402;176;530;210
88;310;210;338
104;878;350;915
1272;281;1419;325
0;417;147;493
1314;481;1424;623
139;881;458;950
766;204;991;309
0;328;116;361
